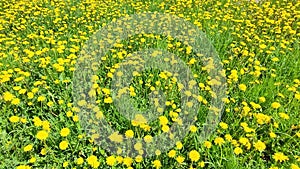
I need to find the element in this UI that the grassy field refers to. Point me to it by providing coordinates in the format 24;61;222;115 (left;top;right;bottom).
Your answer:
0;0;299;168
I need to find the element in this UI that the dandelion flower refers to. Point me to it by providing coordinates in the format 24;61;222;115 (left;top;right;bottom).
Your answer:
87;155;100;168
176;141;183;149
190;125;197;132
279;112;289;120
176;156;185;164
36;130;48;141
60;127;70;137
291;164;300;169
24;144;33;152
168;149;176;158
254;140;266;152
234;147;243;155
219;122;228;130
106;156;116;166
152;160;162;169
214;137;225;146
204;141;212;149
9;116;19;123
238;84;247;91
59;140;68;150
189;150;200;162
273;152;289;162
125;130;134;138
77;157;84;165
123;157;133;167
271;102;281;109
3;91;14;101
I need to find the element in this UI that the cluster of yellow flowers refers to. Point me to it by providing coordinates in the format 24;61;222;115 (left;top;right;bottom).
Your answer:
0;0;299;168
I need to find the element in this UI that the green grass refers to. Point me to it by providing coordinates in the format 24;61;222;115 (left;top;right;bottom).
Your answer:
0;0;299;168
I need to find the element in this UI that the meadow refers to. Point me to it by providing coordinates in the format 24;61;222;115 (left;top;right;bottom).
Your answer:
0;0;299;168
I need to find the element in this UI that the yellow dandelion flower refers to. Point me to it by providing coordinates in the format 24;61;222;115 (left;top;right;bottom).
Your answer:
161;125;169;132
20;118;27;123
269;167;278;169
42;121;50;131
189;150;200;162
135;155;143;163
66;111;73;117
63;161;68;167
104;97;113;103
168;149;176;158
123;157;133;167
140;38;146;43
47;101;54;107
269;132;277;138
144;135;153;143
219;122;228;130
106;156;116;166
24;144;33;152
190;125;197;133
295;93;300;100
234;147;243;155
29;157;36;163
271;57;279;62
254;140;266;152
214;137;225;146
134;142;142;151
273;152;289;162
33;117;42;127
87;155;100;168
36;130;48;141
198;161;205;167
279;112;289;120
77;157;84;165
291;164;300;169
72;115;79;122
259;44;267;49
204;141;212;149
259;97;266;103
125;130;134;138
9;116;20;123
238;84;247;91
37;96;46;102
27;92;34;99
40;148;47;155
159;116;168;125
16;165;31;169
3;91;14;101
176;141;183;149
59;140;68;150
152;160;162;169
225;134;233;141
60;127;70;137
109;132;123;143
116;156;123;163
271;102;281;109
176;156;185;164
11;98;20;105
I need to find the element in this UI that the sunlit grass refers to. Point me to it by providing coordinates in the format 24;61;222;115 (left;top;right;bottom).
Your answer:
0;0;299;168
